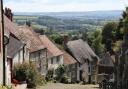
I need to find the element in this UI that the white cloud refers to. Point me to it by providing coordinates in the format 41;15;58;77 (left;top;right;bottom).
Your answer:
4;0;126;12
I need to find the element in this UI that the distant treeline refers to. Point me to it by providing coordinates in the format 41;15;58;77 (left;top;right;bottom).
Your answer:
14;13;120;33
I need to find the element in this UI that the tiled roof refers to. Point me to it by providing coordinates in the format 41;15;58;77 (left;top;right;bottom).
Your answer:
0;15;11;37
4;15;18;37
0;15;25;58
0;15;16;53
7;34;24;58
66;39;99;64
63;51;77;65
3;15;46;53
17;26;46;52
39;35;63;58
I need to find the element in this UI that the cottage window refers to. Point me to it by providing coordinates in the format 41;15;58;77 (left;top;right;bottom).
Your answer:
51;58;53;64
57;56;60;63
88;64;92;74
72;64;75;69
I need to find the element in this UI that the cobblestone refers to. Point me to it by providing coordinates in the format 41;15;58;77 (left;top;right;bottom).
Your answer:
14;84;27;89
37;83;99;89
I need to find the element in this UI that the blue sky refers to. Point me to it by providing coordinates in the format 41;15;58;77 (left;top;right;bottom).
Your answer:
4;0;127;12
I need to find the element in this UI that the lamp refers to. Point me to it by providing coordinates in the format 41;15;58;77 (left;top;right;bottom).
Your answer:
4;35;9;45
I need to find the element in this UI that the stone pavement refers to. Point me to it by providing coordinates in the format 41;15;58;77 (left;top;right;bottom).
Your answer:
14;84;27;89
37;83;99;89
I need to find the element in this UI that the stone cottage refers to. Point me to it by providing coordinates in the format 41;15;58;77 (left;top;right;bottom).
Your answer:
63;51;78;82
65;39;99;83
17;26;47;76
39;35;63;70
97;52;114;83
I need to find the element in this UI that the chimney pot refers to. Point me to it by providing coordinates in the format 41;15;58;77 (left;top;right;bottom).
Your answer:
4;8;13;21
64;35;69;44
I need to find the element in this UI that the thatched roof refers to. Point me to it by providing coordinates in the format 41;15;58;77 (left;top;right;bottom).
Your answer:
66;39;98;64
98;52;114;67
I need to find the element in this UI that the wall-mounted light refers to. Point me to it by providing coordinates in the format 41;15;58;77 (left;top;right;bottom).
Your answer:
4;35;9;45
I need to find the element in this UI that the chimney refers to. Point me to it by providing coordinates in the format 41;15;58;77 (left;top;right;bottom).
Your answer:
26;21;31;27
5;7;13;21
63;35;69;44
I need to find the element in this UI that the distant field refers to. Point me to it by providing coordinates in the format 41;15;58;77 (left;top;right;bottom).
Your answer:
14;15;38;20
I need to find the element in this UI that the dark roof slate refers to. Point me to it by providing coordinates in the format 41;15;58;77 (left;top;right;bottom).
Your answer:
7;34;24;58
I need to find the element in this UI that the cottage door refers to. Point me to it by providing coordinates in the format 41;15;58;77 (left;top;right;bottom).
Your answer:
80;70;83;81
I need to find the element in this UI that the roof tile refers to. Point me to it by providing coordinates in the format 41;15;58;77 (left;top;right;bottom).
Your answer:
40;35;63;58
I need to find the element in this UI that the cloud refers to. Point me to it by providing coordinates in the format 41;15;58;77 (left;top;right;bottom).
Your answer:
4;0;126;12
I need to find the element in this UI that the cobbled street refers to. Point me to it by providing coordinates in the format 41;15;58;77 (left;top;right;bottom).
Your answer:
37;83;99;89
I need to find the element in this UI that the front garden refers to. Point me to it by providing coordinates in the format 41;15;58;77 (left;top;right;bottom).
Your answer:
12;62;46;89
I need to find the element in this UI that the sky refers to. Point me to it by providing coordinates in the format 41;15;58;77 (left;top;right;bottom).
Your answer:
3;0;128;12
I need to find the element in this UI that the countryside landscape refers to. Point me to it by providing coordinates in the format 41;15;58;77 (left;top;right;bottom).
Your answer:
1;0;128;89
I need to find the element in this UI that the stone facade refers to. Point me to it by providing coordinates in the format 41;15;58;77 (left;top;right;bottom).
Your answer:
65;63;78;82
30;49;47;76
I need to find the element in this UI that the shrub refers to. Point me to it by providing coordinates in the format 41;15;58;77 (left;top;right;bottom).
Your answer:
36;73;47;86
13;62;46;88
46;69;54;81
55;65;65;82
13;63;29;82
61;75;71;84
26;63;38;88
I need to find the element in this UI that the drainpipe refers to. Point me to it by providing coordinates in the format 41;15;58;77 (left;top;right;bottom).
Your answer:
46;48;48;70
23;45;25;62
0;0;6;86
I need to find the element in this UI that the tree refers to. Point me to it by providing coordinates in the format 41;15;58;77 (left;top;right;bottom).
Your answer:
49;34;64;45
92;29;104;55
102;7;128;89
81;30;88;41
102;22;118;52
87;29;104;55
117;7;128;83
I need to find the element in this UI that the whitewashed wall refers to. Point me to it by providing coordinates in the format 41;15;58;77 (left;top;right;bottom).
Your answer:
6;46;11;85
48;55;63;69
13;46;29;64
24;47;29;62
6;60;11;85
13;49;24;64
